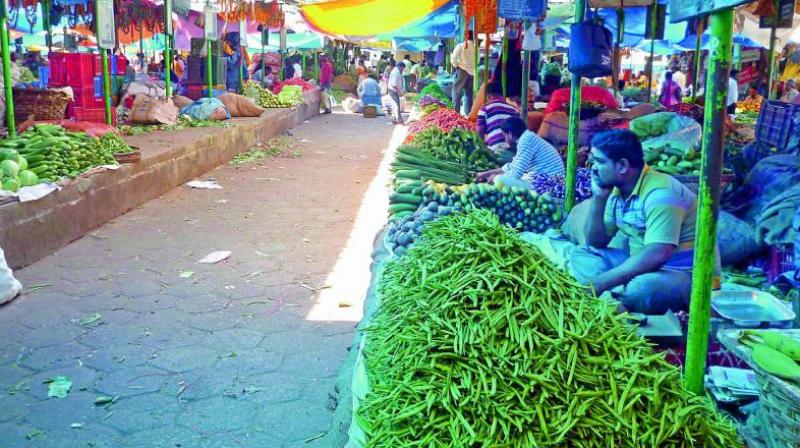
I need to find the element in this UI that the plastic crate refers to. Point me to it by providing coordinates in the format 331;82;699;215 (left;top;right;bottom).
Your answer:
70;87;97;108
64;53;95;87
756;100;800;151
37;66;50;88
94;54;118;76
116;57;128;76
48;53;66;86
768;243;795;282
73;107;116;125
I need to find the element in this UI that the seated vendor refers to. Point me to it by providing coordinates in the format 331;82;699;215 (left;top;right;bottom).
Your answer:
572;129;697;314
476;116;565;187
357;73;382;106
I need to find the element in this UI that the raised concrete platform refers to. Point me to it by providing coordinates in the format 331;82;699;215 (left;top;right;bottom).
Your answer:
0;90;320;269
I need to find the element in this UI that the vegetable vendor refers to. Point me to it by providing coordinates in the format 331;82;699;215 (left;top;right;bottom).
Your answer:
571;129;709;314
476;81;519;158
475;117;564;187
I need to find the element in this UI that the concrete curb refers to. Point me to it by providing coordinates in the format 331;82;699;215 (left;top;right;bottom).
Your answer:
0;90;320;269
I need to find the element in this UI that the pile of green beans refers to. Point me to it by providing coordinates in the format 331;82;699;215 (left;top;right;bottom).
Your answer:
359;210;742;448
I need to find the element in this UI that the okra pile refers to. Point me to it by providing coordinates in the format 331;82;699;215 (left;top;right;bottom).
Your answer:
360;210;742;447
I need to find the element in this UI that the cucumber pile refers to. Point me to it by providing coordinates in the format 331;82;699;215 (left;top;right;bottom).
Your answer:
644;145;701;176
387;201;461;256
0;124;117;183
245;81;295;108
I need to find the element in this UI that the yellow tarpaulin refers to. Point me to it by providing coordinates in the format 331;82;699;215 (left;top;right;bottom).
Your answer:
300;0;449;37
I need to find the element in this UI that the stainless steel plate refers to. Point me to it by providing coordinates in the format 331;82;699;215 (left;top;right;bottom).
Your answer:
712;290;796;327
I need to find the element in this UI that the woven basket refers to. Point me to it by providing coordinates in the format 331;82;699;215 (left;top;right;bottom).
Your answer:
754;367;800;448
113;147;141;164
11;88;70;121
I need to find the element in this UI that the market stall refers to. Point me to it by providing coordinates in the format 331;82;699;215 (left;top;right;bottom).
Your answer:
313;0;800;444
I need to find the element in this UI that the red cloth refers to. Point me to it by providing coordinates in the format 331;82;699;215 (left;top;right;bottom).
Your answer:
320;62;334;88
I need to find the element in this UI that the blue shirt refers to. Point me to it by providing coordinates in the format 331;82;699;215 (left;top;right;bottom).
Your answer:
503;130;565;180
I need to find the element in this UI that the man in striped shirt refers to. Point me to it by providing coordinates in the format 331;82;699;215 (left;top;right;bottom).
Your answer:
476;117;565;187
476;81;519;159
570;129;699;314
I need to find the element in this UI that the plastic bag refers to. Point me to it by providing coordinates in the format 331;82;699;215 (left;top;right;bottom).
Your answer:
640;115;701;154
717;211;762;266
737;155;800;223
58;120;118;137
0;246;22;305
179;98;231;121
130;96;179;125
568;15;613;79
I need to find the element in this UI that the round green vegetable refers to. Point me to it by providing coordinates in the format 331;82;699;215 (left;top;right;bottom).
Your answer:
0;160;19;178
15;155;27;171
2;177;20;192
18;170;39;187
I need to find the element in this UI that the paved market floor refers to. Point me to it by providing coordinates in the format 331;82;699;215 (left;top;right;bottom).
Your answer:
0;111;402;447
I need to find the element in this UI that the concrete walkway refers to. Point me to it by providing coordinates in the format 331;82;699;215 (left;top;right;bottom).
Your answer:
0;111;400;447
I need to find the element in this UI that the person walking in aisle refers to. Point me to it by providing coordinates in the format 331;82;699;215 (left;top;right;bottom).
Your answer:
451;31;476;115
320;56;334;114
388;61;406;124
727;69;740;114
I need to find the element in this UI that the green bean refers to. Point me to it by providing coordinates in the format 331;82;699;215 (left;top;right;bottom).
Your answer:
358;211;741;448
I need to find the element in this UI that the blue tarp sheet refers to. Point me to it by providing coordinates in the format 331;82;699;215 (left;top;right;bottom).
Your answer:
677;32;767;50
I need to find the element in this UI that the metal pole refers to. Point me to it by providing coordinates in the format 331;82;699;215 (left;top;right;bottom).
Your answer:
502;35;508;97
207;40;213;97
101;49;112;125
767;25;777;100
565;0;586;212
483;32;490;102
279;27;284;81
43;0;52;52
302;50;306;77
164;0;172;98
684;7;734;396
138;1;144;72
261;38;266;88
314;51;319;84
613;8;624;95
521;48;531;120
1;13;15;136
691;19;704;101
472;17;479;97
646;3;657;103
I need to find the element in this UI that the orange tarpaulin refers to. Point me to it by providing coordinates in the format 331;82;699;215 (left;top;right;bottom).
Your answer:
300;0;449;37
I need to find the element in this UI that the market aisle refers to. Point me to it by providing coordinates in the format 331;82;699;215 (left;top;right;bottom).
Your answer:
0;111;401;447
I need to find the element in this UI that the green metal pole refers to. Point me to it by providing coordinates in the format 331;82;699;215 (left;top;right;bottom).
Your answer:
766;25;777;100
164;42;171;98
684;7;734;396
614;8;624;95
314;51;319;84
565;0;586;212
1;14;15;136
261;40;266;88
521;49;531;120
646;3;657;103
101;49;112;125
472;17;479;97
43;0;52;52
691;19;704;101
483;33;490;102
501;34;508;97
302;51;306;77
207;40;213;97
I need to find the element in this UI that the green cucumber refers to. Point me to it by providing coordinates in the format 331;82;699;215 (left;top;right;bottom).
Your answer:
388;203;419;215
390;193;422;205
